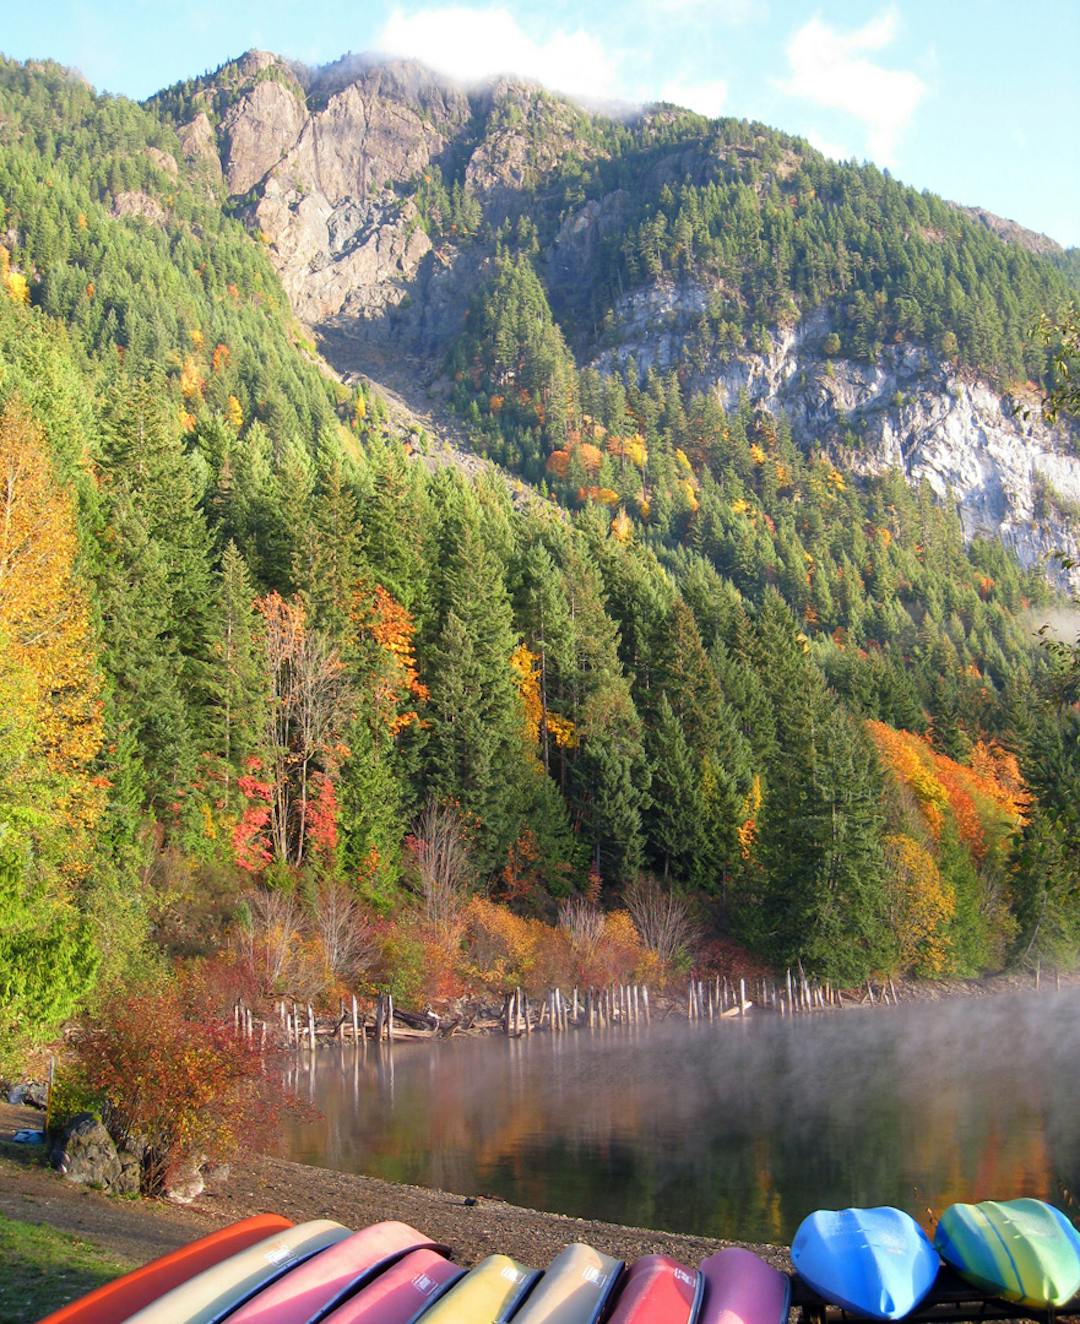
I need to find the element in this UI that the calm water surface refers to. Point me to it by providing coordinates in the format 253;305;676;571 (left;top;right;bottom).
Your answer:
279;991;1080;1243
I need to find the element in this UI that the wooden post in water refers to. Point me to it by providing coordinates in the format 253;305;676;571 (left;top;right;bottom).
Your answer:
739;977;746;1015
785;969;793;1013
307;1003;316;1049
352;995;359;1042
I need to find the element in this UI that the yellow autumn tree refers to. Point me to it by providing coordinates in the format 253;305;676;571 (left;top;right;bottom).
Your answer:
226;394;244;430
0;398;104;866
883;833;955;975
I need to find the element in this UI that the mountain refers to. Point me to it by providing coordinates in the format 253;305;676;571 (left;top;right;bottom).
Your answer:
150;50;1080;586
0;52;1078;1060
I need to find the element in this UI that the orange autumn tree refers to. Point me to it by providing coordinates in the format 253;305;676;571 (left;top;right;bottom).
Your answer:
0;396;103;869
351;584;428;737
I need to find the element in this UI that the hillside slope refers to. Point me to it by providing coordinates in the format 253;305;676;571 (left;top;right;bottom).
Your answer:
151;51;1080;583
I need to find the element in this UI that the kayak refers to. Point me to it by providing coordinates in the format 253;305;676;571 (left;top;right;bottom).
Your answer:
511;1243;624;1324
227;1221;445;1324
791;1207;939;1319
416;1253;538;1324
122;1220;351;1324
699;1248;790;1324
320;1247;466;1324
35;1215;294;1324
606;1254;702;1324
934;1198;1080;1308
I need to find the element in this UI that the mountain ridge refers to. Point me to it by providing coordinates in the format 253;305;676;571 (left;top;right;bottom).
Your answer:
147;48;1080;585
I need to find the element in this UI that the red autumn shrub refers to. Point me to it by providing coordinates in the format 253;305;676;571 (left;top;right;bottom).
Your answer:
69;984;294;1195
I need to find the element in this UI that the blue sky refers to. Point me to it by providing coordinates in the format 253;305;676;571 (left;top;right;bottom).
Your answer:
5;1;1079;246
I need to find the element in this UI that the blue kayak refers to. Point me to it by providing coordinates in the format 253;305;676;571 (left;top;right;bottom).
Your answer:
791;1207;941;1320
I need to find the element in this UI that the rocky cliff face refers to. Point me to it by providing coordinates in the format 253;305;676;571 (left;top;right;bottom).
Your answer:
187;53;471;325
592;288;1080;585
179;52;1079;586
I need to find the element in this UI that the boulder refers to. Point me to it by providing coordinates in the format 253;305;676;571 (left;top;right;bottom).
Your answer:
166;1154;205;1204
6;1080;48;1108
49;1113;142;1195
50;1113;122;1190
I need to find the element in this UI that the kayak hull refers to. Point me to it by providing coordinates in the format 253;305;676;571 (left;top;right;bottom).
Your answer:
512;1243;625;1324
321;1247;465;1324
227;1221;445;1324
606;1254;702;1324
791;1207;940;1320
935;1199;1080;1308
35;1215;294;1324
699;1248;791;1324
417;1253;538;1324
123;1219;351;1324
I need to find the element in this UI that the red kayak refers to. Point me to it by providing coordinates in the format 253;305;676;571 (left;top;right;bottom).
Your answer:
227;1221;446;1323
321;1247;465;1324
698;1248;790;1324
36;1215;294;1324
606;1255;703;1324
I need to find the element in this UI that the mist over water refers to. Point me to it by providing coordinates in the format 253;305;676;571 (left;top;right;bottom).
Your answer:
280;990;1080;1244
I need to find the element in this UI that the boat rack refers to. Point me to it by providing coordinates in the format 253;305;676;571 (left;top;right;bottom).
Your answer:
789;1266;1080;1324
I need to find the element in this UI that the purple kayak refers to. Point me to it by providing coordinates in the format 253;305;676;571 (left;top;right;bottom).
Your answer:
699;1249;790;1324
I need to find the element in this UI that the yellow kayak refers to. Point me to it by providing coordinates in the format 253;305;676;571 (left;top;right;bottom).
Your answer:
512;1243;624;1324
123;1219;351;1324
419;1254;538;1324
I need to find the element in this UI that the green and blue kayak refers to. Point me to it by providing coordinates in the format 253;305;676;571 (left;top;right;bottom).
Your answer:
934;1198;1080;1308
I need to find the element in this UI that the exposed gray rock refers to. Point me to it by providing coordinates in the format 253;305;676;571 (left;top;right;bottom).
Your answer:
166;1154;205;1204
177;112;221;180
592;290;1080;588
111;191;167;226
146;146;178;178
220;78;306;196
955;204;1063;257
50;1113;139;1195
7;1080;47;1108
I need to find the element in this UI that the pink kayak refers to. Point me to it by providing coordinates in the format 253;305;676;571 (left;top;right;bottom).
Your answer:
322;1247;465;1324
699;1249;790;1324
228;1221;445;1324
607;1255;703;1324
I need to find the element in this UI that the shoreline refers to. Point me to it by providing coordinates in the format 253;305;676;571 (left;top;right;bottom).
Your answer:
274;966;1079;1050
0;1137;789;1294
3;974;1076;1301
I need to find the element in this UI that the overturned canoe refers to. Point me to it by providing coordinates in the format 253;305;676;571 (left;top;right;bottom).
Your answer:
606;1254;702;1324
35;1215;295;1324
511;1243;624;1324
792;1207;939;1320
320;1247;465;1324
122;1220;351;1324
417;1253;538;1324
698;1248;790;1324
935;1198;1080;1308
227;1221;444;1324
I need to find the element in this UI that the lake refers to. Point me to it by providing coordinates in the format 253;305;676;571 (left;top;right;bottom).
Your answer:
279;990;1080;1244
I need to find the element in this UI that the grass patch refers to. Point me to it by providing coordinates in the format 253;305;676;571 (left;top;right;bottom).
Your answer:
0;1211;132;1323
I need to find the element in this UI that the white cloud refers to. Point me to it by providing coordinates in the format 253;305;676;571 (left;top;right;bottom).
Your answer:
775;8;925;165
376;6;623;102
657;76;729;117
805;130;854;162
648;0;759;20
